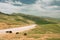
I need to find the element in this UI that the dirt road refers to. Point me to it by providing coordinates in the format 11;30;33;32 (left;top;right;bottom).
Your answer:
0;24;36;34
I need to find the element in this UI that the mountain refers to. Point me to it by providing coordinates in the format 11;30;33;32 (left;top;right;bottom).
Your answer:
0;12;60;34
0;12;36;29
0;12;60;40
11;13;60;34
11;13;57;24
0;12;56;29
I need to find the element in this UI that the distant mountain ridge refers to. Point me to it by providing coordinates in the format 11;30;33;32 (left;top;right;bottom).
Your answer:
0;12;56;25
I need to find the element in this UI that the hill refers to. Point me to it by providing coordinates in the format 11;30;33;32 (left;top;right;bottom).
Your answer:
0;12;59;31
0;12;35;29
0;12;60;40
0;12;60;33
11;13;60;34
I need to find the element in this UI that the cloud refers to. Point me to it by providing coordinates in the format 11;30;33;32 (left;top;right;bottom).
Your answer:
20;0;36;4
41;0;60;10
0;0;60;18
0;2;26;13
0;3;17;13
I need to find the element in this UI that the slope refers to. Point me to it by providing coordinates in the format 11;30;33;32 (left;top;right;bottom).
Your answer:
0;12;60;34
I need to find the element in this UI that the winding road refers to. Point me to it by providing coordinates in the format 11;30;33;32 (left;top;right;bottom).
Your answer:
0;24;36;34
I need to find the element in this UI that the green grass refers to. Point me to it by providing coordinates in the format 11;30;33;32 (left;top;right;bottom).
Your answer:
0;13;34;25
27;24;60;34
47;38;60;40
0;12;60;34
0;12;60;39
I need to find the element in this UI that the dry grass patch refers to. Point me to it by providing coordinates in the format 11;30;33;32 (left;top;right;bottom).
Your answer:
0;34;60;40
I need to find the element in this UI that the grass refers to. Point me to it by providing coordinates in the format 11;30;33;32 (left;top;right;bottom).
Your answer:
27;24;60;34
47;38;60;40
0;12;59;33
0;12;35;29
0;12;60;40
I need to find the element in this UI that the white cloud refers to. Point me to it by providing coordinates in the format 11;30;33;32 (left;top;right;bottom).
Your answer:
0;2;26;13
0;0;46;14
0;0;60;18
0;3;15;13
0;0;60;13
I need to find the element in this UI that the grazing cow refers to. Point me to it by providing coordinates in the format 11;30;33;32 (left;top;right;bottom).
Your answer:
16;32;19;34
6;31;12;33
24;33;27;36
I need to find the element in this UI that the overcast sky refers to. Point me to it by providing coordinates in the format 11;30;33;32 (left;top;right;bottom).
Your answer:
0;0;60;18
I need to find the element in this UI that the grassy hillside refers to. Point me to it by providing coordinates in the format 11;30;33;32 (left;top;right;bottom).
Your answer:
0;12;60;40
0;12;60;32
0;12;60;33
0;12;35;29
11;13;56;24
10;13;60;34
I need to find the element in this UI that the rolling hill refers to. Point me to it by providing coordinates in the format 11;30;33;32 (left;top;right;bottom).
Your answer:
0;12;35;29
0;12;60;34
0;12;60;40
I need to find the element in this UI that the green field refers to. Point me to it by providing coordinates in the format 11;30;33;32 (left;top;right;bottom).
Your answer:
0;12;60;33
47;38;60;40
0;12;60;40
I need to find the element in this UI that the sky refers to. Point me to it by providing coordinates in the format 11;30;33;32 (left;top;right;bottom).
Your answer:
0;0;60;18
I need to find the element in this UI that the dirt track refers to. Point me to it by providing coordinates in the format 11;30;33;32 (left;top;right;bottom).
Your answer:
0;24;36;34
